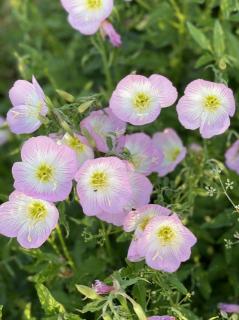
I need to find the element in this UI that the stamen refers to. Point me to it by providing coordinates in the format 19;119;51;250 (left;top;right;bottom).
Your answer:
204;95;220;111
36;164;53;183
133;93;151;112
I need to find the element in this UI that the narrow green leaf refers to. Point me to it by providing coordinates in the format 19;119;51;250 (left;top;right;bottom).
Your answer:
187;22;212;51
213;20;225;57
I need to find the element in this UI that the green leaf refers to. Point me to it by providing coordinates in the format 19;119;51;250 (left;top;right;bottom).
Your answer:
0;305;3;320
167;274;188;295
187;22;212;51
75;285;101;300
35;283;65;315
195;53;214;68
79;299;106;313
213;20;225;57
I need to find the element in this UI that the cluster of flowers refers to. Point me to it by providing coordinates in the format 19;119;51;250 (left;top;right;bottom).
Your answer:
0;72;237;275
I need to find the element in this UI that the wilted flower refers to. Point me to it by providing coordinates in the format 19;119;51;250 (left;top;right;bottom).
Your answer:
138;214;197;272
152;128;186;176
0;191;59;249
176;79;235;139
0;117;10;146
80;108;126;153
61;0;113;35
124;204;171;262
92;280;114;294
97;164;152;226
117;133;163;176
225;140;239;174
7;76;47;134
59;133;94;170
148;316;175;320
218;303;239;314
75;157;133;216
12;136;77;202
100;20;121;47
109;74;177;125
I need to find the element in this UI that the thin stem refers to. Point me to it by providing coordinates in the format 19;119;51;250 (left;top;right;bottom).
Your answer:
92;35;113;95
56;224;76;271
217;174;237;209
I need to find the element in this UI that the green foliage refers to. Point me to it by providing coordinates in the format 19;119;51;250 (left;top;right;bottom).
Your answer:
0;0;239;319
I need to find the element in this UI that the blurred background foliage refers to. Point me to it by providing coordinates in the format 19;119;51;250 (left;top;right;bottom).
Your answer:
1;0;239;319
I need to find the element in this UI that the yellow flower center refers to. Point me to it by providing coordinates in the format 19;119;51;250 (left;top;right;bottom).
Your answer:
36;164;53;183
86;0;102;9
28;201;47;220
204;95;220;111
133;93;151;112
157;226;175;243
169;147;180;162
68;136;85;153
90;171;108;190
139;216;151;231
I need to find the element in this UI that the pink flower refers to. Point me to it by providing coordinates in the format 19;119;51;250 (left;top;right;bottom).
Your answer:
139;214;197;272
80;108;126;153
75;157;133;216
7;76;47;134
59;133;94;170
225;140;239;174
109;74;177;125
97;164;153;226
0;191;59;249
218;303;239;314
148;316;175;320
176;79;235;139
117;133;163;176
0;117;10;146
123;204;171;262
61;0;113;35
12;136;78;202
92;280;114;294
100;20;122;47
152;128;186;176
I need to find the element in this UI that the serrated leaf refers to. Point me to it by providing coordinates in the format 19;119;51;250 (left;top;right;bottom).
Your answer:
213;20;225;57
35;283;65;315
187;22;212;51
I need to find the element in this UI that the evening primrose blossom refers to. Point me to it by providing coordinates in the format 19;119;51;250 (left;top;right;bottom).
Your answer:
109;74;177;125
139;214;197;272
7;76;48;134
225;140;239;174
176;79;235;139
152;128;186;176
59;133;94;170
123;204;171;262
117;133;163;176
61;0;113;35
80;108;126;153
0;191;59;249
12;136;77;202
75;157;133;216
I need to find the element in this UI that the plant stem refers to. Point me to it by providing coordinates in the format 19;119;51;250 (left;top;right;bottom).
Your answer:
56;224;76;271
